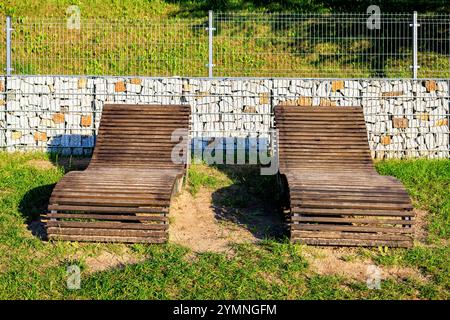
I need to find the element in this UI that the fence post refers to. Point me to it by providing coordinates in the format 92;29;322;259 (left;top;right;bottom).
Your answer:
410;11;420;79
206;10;215;78
5;16;13;75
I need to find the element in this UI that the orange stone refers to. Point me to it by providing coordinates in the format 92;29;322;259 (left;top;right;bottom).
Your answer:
380;135;391;145
417;112;429;121
195;91;208;99
331;80;344;92
182;83;192;92
278;99;296;106
243;106;256;113
77;77;87;89
425;80;437;92
259;92;269;105
435;119;448;126
381;91;403;97
115;81;126;92
393;117;409;128
11;131;22;140
297;97;312;107
52;113;65;124
130;78;142;85
0;81;4;92
319;98;336;107
81;115;92;127
34;132;47;142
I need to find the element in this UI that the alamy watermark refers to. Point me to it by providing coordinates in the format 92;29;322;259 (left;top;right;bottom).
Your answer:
367;5;381;30
66;5;81;30
66;265;81;290
366;264;382;290
170;128;279;175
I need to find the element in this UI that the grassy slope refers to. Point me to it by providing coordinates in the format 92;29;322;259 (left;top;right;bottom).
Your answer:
376;160;449;242
0;0;178;18
0;152;448;299
1;1;448;77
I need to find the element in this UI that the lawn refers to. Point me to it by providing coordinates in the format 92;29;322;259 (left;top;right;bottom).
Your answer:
0;152;448;299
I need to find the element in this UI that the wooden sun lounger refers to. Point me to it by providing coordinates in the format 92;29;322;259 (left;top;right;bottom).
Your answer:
44;104;190;243
275;105;414;247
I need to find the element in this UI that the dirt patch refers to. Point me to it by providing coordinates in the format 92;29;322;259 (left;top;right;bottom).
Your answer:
169;187;285;254
413;209;429;243
84;250;145;273
169;188;255;254
26;157;91;173
26;159;56;170
305;247;426;283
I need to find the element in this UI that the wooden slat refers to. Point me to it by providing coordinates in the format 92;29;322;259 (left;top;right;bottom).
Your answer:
291;237;412;248
46;220;168;230
291;230;413;241
47;227;167;238
292;216;414;225
291;208;413;217
45;213;168;222
48;204;168;213
291;224;413;234
48;234;167;244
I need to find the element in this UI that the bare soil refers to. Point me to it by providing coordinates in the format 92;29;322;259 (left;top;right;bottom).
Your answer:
84;250;145;273
413;209;429;243
26;159;56;170
169;187;285;254
26;157;90;171
169;186;429;283
303;247;427;283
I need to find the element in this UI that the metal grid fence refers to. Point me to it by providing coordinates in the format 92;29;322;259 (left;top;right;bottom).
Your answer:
1;12;450;78
213;12;416;77
8;17;208;76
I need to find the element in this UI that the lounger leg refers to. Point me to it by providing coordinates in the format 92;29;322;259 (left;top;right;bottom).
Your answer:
171;175;184;197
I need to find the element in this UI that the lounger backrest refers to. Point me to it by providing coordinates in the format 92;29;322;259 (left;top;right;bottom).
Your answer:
275;105;373;172
90;104;190;170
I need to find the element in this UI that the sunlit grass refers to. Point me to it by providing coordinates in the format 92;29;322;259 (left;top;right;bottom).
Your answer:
0;152;448;299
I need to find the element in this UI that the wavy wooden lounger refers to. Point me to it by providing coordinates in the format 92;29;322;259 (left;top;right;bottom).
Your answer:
275;105;414;247
44;104;190;243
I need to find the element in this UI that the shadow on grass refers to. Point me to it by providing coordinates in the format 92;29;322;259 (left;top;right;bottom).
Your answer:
19;152;92;240
19;184;56;240
47;151;91;173
210;165;288;241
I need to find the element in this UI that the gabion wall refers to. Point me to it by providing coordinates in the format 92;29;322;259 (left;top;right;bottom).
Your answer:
0;76;448;158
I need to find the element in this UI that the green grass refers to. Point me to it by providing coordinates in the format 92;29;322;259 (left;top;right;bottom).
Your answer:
187;162;233;196
0;152;448;299
0;1;449;77
375;159;449;242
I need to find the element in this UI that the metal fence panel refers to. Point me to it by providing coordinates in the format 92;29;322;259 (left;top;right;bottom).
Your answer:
214;13;416;78
1;13;450;78
10;17;209;76
417;14;450;78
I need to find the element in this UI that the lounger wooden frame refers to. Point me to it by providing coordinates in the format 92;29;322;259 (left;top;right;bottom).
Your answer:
275;105;414;247
44;104;190;243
